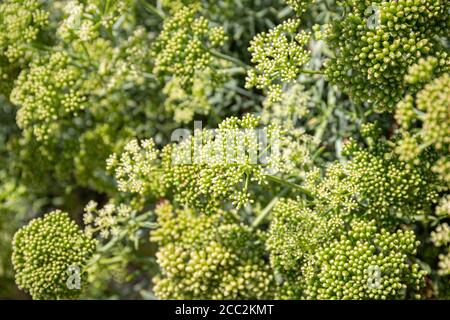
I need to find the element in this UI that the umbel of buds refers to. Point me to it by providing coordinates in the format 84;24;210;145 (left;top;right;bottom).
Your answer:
108;114;305;214
12;211;96;300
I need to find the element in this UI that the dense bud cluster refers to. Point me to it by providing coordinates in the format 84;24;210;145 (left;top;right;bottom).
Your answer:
151;202;274;299
151;7;227;89
431;222;450;276
246;19;311;102
302;136;442;225
12;52;86;141
12;211;96;299
268;199;426;299
162;114;292;212
324;0;449;111
304;220;425;299
395;73;450;184
110;114;309;214
57;0;130;42
341;139;441;222
267;198;344;274
405;56;449;85
0;0;50;95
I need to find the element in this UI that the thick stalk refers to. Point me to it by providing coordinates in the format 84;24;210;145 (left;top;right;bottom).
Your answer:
209;49;250;69
140;0;166;19
252;188;289;228
266;174;314;199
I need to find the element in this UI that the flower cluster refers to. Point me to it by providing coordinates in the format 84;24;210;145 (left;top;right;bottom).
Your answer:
304;220;425;299
395;73;450;184
151;7;227;89
57;0;131;42
267;198;344;274
110;114;309;213
246;19;312;102
162;65;230;123
83;201;135;240
0;0;50;95
0;170;36;297
431;222;450;276
285;0;313;14
260;83;311;130
1;0;448;301
267;199;426;299
405;56;448;86
150;201;274;299
436;195;450;218
341;139;441;223
12;211;96;299
5;1;164;192
302;134;442;225
107;139;165;197
324;0;449;111
12;51;86;141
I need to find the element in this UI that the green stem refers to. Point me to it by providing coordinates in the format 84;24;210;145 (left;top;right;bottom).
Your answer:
299;69;325;75
224;83;264;101
209;49;249;69
221;67;247;75
251;188;289;228
311;146;326;161
140;0;166;19
266;174;314;198
314;102;334;142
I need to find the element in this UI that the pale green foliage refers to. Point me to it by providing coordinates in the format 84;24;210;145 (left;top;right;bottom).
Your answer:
151;201;274;299
246;19;311;102
162;66;230;123
0;0;449;301
12;211;96;299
